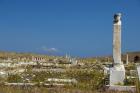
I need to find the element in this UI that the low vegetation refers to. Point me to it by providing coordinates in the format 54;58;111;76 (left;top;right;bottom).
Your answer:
0;51;139;93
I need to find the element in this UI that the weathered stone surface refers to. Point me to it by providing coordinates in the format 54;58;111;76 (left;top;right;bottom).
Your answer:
110;67;125;85
137;65;140;81
126;54;129;65
110;13;125;85
107;85;136;92
113;14;121;65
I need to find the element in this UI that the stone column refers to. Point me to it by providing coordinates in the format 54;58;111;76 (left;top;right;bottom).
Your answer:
113;13;122;65
112;13;125;70
126;54;129;65
110;13;125;85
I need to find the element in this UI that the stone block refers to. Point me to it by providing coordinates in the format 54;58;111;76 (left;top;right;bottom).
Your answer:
137;65;140;81
110;67;125;85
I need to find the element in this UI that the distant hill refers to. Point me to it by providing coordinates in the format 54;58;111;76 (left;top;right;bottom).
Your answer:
0;51;56;60
0;51;140;63
122;51;140;63
85;51;140;63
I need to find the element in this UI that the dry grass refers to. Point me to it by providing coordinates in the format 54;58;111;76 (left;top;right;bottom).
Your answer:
0;86;131;93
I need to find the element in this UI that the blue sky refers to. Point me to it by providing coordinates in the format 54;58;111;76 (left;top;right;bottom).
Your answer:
0;0;140;57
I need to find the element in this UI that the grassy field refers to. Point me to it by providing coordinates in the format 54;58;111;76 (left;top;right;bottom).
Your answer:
0;86;131;93
0;51;139;93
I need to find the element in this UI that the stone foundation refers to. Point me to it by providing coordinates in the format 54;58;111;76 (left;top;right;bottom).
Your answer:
110;65;125;85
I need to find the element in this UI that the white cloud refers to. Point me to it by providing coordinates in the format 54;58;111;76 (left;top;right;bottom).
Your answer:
41;46;58;52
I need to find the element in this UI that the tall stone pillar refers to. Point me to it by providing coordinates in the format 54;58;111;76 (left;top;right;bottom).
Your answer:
126;54;129;65
113;13;122;65
110;13;125;85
